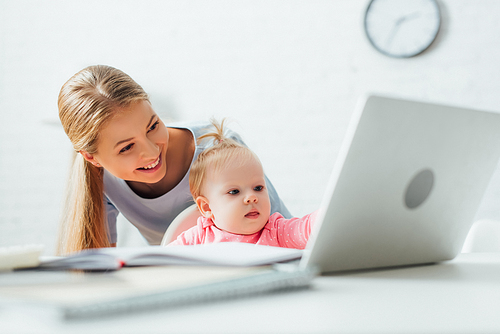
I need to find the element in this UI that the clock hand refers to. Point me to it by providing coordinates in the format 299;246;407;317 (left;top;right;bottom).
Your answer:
385;19;404;49
385;12;421;49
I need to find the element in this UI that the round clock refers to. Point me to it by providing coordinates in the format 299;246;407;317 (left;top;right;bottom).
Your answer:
364;0;441;58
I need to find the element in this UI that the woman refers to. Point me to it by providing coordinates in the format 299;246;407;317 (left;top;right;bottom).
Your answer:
57;65;290;254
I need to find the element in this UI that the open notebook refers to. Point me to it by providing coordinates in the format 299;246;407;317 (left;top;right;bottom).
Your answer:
37;242;303;270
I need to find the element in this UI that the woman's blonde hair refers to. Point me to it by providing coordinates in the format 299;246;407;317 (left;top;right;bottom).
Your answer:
57;65;149;254
189;119;258;199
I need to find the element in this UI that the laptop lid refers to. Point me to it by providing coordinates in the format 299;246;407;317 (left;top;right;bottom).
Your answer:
301;94;500;273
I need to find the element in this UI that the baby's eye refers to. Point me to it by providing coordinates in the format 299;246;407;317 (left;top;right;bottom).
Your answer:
254;186;264;191
120;143;134;153
228;189;240;195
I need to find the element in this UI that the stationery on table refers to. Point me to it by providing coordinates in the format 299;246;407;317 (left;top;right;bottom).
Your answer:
0;245;44;272
0;243;314;319
0;265;316;319
36;242;304;271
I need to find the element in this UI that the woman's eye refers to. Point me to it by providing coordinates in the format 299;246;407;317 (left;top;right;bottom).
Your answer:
119;143;134;153
254;186;264;191
148;120;159;132
228;189;240;195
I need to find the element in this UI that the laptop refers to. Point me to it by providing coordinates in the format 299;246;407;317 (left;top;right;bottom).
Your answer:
300;94;500;273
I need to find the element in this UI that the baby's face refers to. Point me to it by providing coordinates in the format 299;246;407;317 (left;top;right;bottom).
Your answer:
202;156;271;235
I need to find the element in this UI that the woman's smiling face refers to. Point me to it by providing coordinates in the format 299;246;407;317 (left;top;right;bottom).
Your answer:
82;100;169;184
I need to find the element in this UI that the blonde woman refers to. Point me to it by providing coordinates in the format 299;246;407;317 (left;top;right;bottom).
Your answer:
57;65;290;254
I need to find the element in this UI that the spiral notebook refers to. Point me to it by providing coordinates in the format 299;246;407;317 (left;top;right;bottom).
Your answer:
0;265;316;319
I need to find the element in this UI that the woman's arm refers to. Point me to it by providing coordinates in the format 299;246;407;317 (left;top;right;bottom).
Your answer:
104;196;120;245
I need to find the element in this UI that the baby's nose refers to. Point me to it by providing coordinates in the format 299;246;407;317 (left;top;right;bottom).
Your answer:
245;195;258;204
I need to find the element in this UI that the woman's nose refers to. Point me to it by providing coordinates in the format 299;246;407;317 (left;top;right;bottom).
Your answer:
141;139;159;158
244;194;258;204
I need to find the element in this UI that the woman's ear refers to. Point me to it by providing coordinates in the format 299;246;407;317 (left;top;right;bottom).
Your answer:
195;196;213;219
79;150;101;167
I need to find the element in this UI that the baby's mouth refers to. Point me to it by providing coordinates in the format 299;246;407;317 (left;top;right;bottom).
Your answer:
138;156;160;170
245;209;260;219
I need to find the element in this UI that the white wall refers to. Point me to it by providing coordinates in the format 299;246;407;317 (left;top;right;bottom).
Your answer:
1;0;500;254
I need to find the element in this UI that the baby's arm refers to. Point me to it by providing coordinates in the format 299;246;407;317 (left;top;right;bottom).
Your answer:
273;211;318;249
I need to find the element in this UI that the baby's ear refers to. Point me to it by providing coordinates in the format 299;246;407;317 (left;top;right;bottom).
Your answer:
195;196;213;219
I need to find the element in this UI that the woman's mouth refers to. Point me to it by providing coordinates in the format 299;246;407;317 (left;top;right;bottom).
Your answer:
137;155;161;173
245;209;260;219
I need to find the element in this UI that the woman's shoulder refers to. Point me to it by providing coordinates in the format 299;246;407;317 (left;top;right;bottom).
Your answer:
166;120;212;136
167;120;244;146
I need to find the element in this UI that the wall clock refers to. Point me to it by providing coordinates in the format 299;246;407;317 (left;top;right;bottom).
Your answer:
364;0;441;58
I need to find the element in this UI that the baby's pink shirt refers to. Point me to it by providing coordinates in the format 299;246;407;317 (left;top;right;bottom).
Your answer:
168;211;317;249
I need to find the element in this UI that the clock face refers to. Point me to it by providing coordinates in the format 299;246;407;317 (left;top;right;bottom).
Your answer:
364;0;441;58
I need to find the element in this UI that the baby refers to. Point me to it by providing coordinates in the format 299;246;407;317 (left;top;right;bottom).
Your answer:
168;119;317;249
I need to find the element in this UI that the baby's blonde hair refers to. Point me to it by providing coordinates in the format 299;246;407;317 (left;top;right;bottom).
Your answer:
189;119;259;199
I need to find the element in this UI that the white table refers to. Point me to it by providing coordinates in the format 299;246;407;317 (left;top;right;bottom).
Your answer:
2;253;500;334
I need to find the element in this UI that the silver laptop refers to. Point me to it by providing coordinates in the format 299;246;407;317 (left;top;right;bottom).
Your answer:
300;94;500;273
